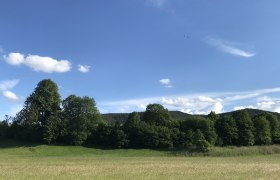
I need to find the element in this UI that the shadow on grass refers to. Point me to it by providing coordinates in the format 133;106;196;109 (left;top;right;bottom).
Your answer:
3;138;280;157
0;138;201;155
0;138;43;148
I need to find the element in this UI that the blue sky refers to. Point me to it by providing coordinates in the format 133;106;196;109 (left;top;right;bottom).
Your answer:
1;0;280;118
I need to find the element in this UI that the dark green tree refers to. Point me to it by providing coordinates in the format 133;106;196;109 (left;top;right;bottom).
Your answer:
123;112;142;147
215;116;238;145
253;115;271;145
62;95;101;145
14;79;61;143
193;129;211;152
110;123;129;148
232;110;255;146
173;128;194;148
208;111;219;123
181;116;217;145
264;113;280;143
0;119;9;138
143;104;174;127
89;122;112;147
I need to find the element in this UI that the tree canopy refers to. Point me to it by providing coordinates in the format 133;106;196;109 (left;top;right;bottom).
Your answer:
1;79;280;152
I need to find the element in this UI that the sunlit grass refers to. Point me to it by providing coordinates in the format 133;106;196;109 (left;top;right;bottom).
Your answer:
1;142;280;179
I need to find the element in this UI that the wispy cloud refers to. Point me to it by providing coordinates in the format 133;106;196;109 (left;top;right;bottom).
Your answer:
159;78;172;88
146;0;168;8
0;79;19;101
206;37;255;58
78;64;91;73
4;52;71;73
99;87;280;114
0;79;19;91
233;95;280;113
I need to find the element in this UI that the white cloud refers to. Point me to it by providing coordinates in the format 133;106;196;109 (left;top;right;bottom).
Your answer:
98;97;159;113
0;79;19;91
25;55;71;73
137;104;147;110
233;95;280;112
162;96;223;114
78;64;91;73
233;105;256;111
212;102;224;114
223;93;259;102
99;87;280;115
256;96;278;111
2;90;19;101
206;37;255;58
198;96;216;103
257;100;275;109
159;78;172;88
4;53;24;65
147;0;168;8
4;52;71;73
0;79;20;101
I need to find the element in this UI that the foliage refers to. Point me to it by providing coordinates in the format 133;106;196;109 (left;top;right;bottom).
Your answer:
3;79;280;152
12;79;61;143
264;113;280;143
181;116;217;145
253;115;272;145
143;104;174;127
215;116;238;145
110;125;129;148
193;129;211;152
0;120;9;138
232;110;255;146
62;95;101;145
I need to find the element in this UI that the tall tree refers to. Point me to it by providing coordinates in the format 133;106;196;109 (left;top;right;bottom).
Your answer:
232;110;255;146
143;104;173;127
215;116;238;145
62;95;101;145
208;111;219;123
264;113;280;143
253;115;272;145
14;79;61;143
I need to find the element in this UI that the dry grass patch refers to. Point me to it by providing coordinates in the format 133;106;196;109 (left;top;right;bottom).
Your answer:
1;156;280;179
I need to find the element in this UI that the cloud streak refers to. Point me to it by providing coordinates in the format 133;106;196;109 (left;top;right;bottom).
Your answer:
206;37;255;58
99;87;280;115
4;52;71;73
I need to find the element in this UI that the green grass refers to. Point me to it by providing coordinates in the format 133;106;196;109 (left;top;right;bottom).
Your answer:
1;140;280;179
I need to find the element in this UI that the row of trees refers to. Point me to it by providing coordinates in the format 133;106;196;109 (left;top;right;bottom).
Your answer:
1;79;280;152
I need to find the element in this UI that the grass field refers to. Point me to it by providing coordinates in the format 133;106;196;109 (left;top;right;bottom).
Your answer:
1;141;280;179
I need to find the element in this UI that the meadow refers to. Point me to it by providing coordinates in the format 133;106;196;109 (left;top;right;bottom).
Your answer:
1;142;280;179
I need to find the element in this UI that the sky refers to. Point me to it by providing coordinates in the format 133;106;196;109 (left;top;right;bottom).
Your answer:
1;0;280;118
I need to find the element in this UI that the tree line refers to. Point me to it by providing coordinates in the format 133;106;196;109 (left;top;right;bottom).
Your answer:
1;79;280;152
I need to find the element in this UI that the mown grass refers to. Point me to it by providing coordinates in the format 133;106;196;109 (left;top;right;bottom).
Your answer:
1;140;280;179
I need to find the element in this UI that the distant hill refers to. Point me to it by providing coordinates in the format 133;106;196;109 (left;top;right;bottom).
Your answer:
102;109;280;123
220;108;280;119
